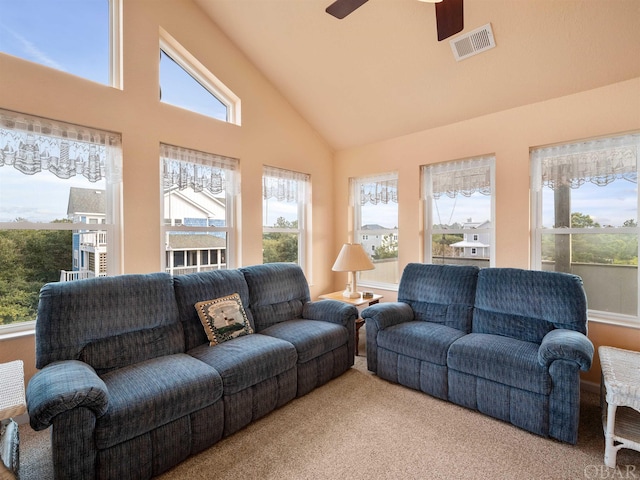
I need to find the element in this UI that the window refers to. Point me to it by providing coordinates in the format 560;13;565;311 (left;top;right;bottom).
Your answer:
352;173;399;287
531;133;640;326
262;166;310;267
0;108;122;331
161;144;238;275
159;29;240;124
422;156;494;267
0;0;119;87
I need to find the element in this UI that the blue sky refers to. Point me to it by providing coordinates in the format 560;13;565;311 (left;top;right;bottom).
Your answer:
0;0;109;84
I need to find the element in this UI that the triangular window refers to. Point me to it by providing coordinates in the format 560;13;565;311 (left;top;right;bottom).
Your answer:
159;30;240;124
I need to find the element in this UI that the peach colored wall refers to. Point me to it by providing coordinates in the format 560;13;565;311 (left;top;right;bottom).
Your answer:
333;78;640;385
0;0;336;383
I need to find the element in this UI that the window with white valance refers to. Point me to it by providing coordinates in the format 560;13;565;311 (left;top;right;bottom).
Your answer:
0;108;122;331
262;165;310;269
533;135;637;191
263;165;310;203
161;144;238;274
422;156;495;267
161;143;238;195
351;172;399;287
531;132;640;326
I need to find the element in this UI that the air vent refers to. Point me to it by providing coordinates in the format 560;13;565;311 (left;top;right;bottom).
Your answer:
450;23;496;61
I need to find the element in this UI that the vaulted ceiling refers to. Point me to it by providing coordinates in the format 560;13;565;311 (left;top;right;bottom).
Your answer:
194;0;640;151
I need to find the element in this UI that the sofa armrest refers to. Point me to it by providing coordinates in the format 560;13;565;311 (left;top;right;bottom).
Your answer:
27;360;109;431
361;302;414;331
303;300;358;326
538;329;594;371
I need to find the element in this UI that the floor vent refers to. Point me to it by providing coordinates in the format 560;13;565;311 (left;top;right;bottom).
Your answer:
450;23;496;61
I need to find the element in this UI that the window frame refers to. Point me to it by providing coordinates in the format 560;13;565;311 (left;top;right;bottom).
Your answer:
422;156;495;268
530;133;640;328
351;172;399;290
160;143;238;275
159;28;241;125
262;165;311;271
0;109;123;334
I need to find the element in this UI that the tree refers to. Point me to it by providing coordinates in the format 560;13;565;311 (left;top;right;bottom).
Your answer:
372;234;398;260
0;222;73;325
263;217;299;263
571;212;600;228
431;233;463;258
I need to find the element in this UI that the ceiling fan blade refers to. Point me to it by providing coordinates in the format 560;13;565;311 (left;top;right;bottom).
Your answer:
326;0;369;19
436;0;464;41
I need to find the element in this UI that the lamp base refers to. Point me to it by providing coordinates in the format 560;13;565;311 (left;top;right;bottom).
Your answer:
342;290;361;299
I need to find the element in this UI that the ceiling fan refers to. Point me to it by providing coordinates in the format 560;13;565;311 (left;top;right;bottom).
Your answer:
326;0;463;41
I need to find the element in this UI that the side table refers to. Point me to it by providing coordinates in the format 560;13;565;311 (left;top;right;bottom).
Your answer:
598;346;640;468
319;291;383;356
0;360;26;480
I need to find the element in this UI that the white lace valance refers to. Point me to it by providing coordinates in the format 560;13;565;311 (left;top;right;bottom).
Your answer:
161;143;238;195
532;134;639;190
0;108;122;183
354;173;398;205
422;156;493;199
263;165;310;203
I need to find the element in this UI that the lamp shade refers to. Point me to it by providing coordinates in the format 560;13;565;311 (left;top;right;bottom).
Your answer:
332;243;375;272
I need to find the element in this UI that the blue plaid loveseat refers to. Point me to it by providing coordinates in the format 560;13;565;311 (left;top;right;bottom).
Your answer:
362;263;594;444
26;263;357;479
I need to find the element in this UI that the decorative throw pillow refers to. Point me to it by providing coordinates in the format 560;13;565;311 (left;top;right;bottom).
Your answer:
195;293;254;346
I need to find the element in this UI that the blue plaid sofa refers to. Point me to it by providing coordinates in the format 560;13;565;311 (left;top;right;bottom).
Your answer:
26;263;357;479
362;263;594;444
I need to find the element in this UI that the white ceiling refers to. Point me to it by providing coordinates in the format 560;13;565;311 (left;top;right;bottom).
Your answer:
194;0;640;151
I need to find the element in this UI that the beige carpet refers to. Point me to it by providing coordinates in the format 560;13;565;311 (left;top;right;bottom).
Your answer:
18;355;640;480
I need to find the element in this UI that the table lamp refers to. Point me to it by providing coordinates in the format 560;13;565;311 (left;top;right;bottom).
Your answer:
332;243;375;298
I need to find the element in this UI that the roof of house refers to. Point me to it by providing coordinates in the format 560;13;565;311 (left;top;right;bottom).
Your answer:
167;234;226;249
67;187;106;216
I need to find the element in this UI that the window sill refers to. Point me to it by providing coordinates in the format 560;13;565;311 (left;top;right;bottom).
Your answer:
588;314;640;330
0;321;36;341
358;282;399;293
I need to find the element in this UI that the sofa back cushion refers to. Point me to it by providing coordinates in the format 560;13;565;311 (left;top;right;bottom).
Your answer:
240;263;311;331
472;268;588;343
173;269;255;351
398;263;479;333
36;273;182;371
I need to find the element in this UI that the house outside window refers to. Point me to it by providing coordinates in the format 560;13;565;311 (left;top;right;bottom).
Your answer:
352;172;399;287
422;156;495;267
262;165;310;269
0;108;122;331
531;133;640;326
161;143;238;275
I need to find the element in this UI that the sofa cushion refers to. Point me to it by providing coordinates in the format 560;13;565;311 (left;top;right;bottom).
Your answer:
398;263;479;333
80;323;184;375
188;333;297;395
195;293;254;346
259;319;348;363
472;268;588;343
173;270;255;351
447;333;551;395
95;354;222;450
377;321;466;366
36;273;180;369
240;264;311;331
